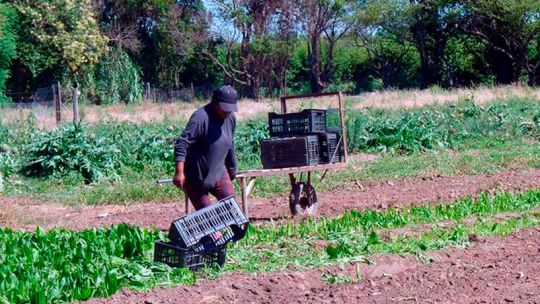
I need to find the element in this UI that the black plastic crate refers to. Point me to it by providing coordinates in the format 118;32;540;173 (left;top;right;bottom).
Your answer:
260;135;320;169
319;132;343;164
154;240;226;271
168;196;248;251
269;109;326;137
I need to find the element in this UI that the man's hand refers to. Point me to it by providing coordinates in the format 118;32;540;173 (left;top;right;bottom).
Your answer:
173;162;185;189
173;172;185;189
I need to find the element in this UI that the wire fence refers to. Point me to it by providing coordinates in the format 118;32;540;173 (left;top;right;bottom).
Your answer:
143;83;215;103
7;82;216;108
7;85;66;109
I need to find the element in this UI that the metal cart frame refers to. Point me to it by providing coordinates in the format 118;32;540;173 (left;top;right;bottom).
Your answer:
203;92;348;219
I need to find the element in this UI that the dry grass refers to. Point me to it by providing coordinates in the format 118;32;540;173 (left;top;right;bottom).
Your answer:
352;84;540;110
2;84;539;129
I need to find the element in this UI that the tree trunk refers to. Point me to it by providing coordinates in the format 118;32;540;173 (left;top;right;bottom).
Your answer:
488;48;517;84
309;34;325;94
412;26;440;88
244;77;260;100
529;56;540;86
322;39;336;85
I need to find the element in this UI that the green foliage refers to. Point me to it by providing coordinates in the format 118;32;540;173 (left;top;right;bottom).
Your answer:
347;110;451;153
0;118;35;178
0;4;17;104
2;97;539;202
0;224;196;304
356;35;421;91
85;47;143;104
22;124;122;184
225;188;540;275
3;189;540;303
235;119;269;166
346;97;540;153
13;0;109;75
91;121;176;173
243;188;540;248
443;36;492;86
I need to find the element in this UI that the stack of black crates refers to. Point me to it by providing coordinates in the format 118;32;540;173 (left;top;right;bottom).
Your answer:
260;109;343;169
154;196;248;271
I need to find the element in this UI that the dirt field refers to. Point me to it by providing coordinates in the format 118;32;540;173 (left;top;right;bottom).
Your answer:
1;167;540;232
2;167;540;303
80;226;540;304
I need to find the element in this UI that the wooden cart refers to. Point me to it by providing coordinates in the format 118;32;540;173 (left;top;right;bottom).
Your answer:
167;92;348;219
233;92;349;219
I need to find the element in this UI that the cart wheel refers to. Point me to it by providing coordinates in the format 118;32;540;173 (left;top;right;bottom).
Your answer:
289;182;318;216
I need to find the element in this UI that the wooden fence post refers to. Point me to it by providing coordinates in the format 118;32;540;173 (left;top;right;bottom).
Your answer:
145;82;150;100
55;82;62;125
72;86;80;123
52;84;56;108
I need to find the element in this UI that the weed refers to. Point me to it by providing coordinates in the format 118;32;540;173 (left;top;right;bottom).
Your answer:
321;272;353;284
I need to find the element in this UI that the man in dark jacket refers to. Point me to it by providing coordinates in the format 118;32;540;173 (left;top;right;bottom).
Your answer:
173;85;238;210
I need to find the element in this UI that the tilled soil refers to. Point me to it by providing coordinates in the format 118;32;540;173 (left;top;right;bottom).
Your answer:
1;167;540;231
82;227;540;304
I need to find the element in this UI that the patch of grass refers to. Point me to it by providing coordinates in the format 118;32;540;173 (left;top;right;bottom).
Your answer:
242;189;540;245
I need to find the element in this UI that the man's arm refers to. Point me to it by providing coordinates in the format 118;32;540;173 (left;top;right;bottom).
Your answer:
225;114;237;180
173;112;204;188
225;143;237;180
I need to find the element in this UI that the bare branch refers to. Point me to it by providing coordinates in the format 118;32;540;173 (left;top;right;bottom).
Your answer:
201;49;249;85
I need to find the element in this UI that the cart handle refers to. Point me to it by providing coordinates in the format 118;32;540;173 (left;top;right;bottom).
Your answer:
156;178;173;184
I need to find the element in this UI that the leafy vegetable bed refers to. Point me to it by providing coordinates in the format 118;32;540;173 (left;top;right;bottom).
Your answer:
2;189;540;303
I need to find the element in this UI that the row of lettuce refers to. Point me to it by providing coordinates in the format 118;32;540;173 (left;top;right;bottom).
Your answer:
1;189;540;303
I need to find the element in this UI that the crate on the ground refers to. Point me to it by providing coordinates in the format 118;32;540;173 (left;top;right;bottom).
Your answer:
168;196;248;251
154;240;227;271
268;109;326;137
260;135;320;169
319;132;343;164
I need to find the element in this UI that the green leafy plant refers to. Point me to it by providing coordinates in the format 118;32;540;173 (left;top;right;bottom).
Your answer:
0;224;195;304
321;272;353;284
2;190;540;303
22;123;121;183
0;4;17;105
235;119;269;166
88;47;143;105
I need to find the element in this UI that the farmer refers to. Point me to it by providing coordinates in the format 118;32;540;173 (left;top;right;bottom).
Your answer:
173;85;238;210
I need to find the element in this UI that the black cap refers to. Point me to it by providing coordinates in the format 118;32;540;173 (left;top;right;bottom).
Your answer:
212;85;238;112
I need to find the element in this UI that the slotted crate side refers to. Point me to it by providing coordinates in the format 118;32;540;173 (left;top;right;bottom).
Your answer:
168;196;248;249
268;109;326;137
260;135;320;169
154;241;227;271
319;133;343;164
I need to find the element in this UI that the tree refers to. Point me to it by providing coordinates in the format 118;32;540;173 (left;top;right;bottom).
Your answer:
297;0;355;93
95;0;209;88
353;0;421;89
407;0;452;88
0;4;17;103
153;1;210;88
458;0;540;84
13;0;109;77
203;0;295;99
